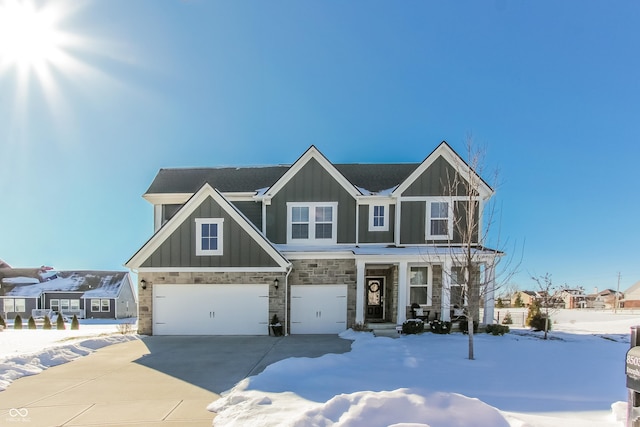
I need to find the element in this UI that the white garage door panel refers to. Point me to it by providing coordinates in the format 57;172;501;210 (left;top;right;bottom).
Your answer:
153;284;269;335
291;285;347;334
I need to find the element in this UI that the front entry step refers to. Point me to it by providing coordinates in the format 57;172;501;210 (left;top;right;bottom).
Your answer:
368;322;401;338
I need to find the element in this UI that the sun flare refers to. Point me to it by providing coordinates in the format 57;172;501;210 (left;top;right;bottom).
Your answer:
0;0;65;68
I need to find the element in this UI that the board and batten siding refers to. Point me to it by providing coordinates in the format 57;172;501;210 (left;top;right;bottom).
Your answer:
232;201;262;230
266;157;357;244
141;196;280;268
401;155;467;197
358;204;395;244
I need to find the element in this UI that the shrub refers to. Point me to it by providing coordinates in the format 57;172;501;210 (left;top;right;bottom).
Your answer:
71;314;79;330
402;319;424;334
429;319;452;334
529;313;551;332
496;297;504;308
0;314;6;328
270;314;283;336
526;300;541;326
502;311;513;325
459;319;479;335
28;316;37;329
352;322;370;332
56;313;66;330
43;315;52;330
14;314;23;330
116;322;134;334
486;324;510;335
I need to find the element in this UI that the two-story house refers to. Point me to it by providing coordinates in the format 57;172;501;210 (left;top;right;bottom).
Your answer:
126;142;502;335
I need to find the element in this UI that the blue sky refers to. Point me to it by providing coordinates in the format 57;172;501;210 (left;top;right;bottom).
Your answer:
1;0;638;293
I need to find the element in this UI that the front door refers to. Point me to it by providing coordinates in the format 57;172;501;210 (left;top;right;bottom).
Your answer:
366;278;384;320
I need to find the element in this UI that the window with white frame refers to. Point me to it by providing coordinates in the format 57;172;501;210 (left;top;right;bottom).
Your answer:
70;299;80;311
195;218;224;256
3;298;14;313
287;202;337;244
450;267;467;307
101;299;110;312
409;266;432;306
3;298;25;313
50;299;60;312
369;204;389;231
91;299;100;312
60;299;70;311
427;200;453;239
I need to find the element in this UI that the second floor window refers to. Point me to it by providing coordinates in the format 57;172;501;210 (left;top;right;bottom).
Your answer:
195;218;224;256
427;200;453;240
369;204;389;231
287;202;337;244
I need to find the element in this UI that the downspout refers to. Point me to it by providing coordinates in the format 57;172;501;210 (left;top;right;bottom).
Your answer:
284;264;292;336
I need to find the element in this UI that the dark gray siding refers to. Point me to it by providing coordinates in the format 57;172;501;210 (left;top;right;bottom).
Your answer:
266;158;357;244
453;200;479;243
232;201;263;230
142;196;280;268
399;201;426;244
0;297;38;320
358;205;395;244
85;298;115;319
402;156;467;197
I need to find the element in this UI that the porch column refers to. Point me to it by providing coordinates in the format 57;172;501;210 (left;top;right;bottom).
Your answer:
441;258;452;321
483;262;496;325
355;259;366;324
397;261;408;324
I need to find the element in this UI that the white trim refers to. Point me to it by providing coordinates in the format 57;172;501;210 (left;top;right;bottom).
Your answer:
425;198;454;240
154;205;162;232
368;203;389;232
126;183;291;270
135;266;288;273
401;195;478;202
143;193;193;205
286;202;338;245
195;218;224;256
392;142;493;199
408;264;433;307
280;251;354;260
262;146;361;200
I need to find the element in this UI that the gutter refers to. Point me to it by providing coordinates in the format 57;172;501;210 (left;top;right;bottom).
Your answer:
284;264;292;336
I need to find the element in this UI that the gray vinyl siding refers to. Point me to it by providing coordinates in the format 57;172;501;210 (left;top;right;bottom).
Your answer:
358;205;395;244
402;156;467;197
453;200;479;243
232;201;263;230
266;158;357;244
141;196;280;268
399;201;426;244
0;297;38;320
115;276;137;319
86;298;115;319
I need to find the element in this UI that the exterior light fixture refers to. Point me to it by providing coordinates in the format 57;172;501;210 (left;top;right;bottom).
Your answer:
273;278;279;290
141;279;147;290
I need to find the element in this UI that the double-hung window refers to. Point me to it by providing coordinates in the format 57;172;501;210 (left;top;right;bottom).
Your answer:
3;298;25;313
369;204;389;231
450;267;467;307
101;299;110;312
427;199;453;240
195;218;224;256
409;266;432;306
50;299;60;312
287;202;337;244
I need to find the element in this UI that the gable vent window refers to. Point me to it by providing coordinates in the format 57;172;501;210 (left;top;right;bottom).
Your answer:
287;202;337;244
369;204;389;232
195;218;224;256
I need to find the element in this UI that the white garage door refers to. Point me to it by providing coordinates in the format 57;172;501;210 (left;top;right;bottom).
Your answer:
290;285;347;334
153;284;269;335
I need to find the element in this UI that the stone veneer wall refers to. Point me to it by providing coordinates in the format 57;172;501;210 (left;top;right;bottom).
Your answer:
288;259;357;329
136;271;285;335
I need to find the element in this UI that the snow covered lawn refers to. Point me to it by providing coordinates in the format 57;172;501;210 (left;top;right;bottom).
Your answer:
0;319;138;391
209;310;639;427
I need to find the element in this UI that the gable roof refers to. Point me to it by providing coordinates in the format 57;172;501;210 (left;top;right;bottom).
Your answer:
1;271;131;298
392;141;493;199
127;183;291;271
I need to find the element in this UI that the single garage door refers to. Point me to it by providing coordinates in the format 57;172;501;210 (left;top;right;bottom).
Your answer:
153;284;269;335
290;284;347;334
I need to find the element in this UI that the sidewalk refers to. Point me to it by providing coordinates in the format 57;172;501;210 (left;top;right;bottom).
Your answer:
0;339;217;426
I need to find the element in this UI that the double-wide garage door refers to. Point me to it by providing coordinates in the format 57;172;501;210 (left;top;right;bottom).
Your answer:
153;284;269;335
290;285;347;334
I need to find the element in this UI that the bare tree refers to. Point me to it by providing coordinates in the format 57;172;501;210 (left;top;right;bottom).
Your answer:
530;273;563;340
441;135;521;360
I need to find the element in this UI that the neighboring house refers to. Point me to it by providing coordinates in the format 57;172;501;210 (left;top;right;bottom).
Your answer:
560;288;587;309
126;142;503;336
0;270;137;320
587;288;623;309
511;291;537;307
622;281;640;308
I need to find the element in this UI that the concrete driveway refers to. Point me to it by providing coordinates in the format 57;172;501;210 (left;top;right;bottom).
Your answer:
0;335;352;426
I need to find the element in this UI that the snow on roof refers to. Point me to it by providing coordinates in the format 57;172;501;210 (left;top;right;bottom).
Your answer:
3;271;129;299
2;276;40;285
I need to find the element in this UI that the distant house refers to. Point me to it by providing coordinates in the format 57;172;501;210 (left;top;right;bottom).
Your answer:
511;291;537;307
560;288;587;309
587;289;622;309
0;269;137;320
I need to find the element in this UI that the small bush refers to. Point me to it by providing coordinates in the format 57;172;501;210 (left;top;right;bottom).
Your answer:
429;319;452;334
502;311;513;325
486;324;510;335
43;315;52;330
459;319;479;335
116;322;134;335
56;313;66;330
71;314;79;330
352;322;370;332
402;319;424;334
0;314;6;328
14;314;23;330
529;313;551;332
28;316;37;329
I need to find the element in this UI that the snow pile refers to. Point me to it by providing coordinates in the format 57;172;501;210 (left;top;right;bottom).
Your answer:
209;313;638;427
